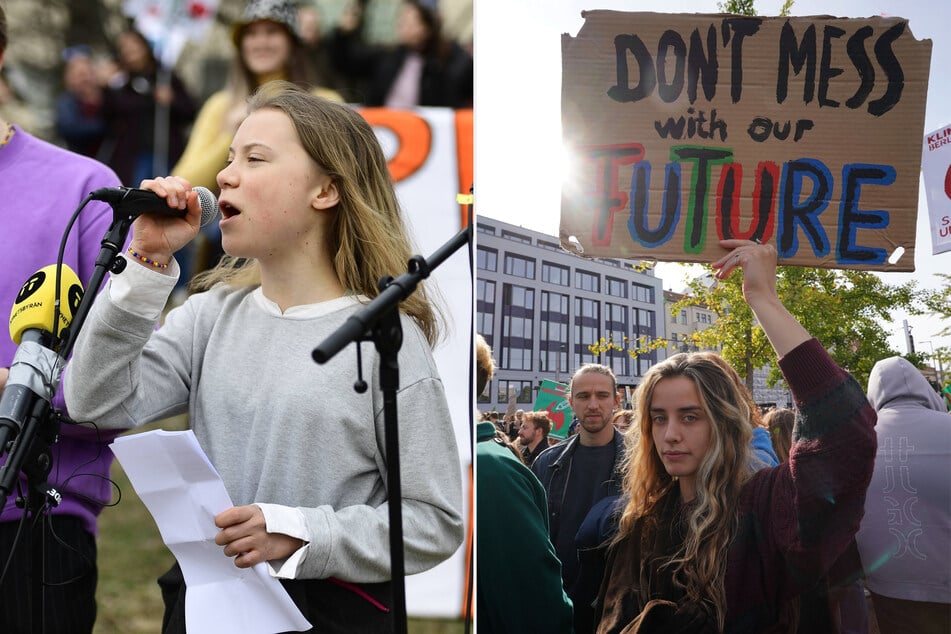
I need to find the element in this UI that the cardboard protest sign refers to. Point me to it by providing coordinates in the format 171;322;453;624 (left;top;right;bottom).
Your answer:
561;12;931;271
533;380;573;440
921;123;951;255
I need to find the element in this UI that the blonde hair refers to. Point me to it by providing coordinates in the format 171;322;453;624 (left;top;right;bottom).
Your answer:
615;352;754;630
475;334;495;396
696;352;765;430
193;82;440;346
764;407;796;463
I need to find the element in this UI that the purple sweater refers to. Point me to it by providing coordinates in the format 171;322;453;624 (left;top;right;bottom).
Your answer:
596;339;878;633
0;125;123;536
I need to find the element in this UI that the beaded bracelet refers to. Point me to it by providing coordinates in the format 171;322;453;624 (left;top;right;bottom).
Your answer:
127;247;169;270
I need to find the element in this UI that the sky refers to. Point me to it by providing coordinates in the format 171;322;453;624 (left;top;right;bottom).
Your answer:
475;0;951;372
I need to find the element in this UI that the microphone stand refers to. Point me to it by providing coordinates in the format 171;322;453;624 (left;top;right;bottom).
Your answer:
0;210;133;633
312;223;472;634
60;215;133;358
0;332;62;634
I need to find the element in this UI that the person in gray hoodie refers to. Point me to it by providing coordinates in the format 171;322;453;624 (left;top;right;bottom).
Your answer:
857;356;951;634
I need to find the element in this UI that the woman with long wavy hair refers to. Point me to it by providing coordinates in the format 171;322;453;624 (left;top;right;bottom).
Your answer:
594;240;877;633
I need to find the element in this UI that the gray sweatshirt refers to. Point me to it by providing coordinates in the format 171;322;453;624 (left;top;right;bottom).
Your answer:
857;356;951;604
64;260;463;583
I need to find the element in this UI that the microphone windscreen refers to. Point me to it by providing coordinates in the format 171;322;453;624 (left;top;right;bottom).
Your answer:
9;264;84;345
194;186;220;228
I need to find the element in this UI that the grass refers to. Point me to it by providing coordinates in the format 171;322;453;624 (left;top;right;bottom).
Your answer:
93;417;467;633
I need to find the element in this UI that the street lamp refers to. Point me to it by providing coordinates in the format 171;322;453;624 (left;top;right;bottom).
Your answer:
920;341;945;385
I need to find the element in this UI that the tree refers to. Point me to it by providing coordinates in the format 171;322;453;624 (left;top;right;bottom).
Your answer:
719;0;794;16
672;265;921;390
922;272;951;338
718;0;757;15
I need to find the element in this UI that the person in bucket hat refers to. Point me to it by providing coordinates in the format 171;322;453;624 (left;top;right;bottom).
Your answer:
231;0;301;46
171;0;342;293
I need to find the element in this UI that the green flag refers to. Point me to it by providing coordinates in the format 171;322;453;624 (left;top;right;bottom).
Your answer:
534;380;573;440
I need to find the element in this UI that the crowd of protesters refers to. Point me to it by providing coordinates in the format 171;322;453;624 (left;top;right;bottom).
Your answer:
477;241;950;633
1;0;473;303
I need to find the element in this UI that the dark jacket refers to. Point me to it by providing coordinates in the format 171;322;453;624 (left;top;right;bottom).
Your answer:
522;439;548;468
476;422;574;633
101;70;196;184
328;29;473;108
533;429;626;634
531;429;627;546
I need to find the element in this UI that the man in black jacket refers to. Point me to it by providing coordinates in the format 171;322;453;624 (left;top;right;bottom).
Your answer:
532;364;626;634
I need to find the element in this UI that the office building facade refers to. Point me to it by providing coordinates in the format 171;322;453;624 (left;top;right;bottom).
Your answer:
476;216;667;413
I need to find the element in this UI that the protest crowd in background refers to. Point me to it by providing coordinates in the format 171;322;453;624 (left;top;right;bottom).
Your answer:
2;0;472;300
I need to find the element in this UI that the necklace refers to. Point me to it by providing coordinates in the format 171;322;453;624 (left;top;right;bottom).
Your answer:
0;124;15;150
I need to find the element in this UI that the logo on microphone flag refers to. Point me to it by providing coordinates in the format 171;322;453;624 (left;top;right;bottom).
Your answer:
534;380;572;440
8;264;84;345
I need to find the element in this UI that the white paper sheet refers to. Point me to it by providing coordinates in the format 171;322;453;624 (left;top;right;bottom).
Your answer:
111;429;312;633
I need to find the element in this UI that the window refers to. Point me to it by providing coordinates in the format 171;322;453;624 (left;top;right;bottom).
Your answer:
541;261;570;286
501;284;534;370
476;279;495;344
503;254;536;279
477;246;497;271
637;356;655;376
477;312;494;343
497;380;534;404
606;276;628;298
575;269;600;292
680;309;687;325
478;380;492;403
606;303;628;332
540;291;570;374
477;223;496;235
608;350;628;376
632;283;654;303
605;302;630;376
501;229;531;244
574;297;600;366
632;308;657;376
634;308;656;332
501;347;533;371
537;239;562;252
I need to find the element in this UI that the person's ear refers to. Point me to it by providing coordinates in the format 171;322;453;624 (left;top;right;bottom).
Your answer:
312;178;340;210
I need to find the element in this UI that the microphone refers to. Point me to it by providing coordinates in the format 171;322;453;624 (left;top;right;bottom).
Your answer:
8;264;84;345
1;265;82;463
89;186;220;227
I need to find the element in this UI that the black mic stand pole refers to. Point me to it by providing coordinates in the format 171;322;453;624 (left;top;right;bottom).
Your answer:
0;209;134;633
60;213;134;358
0;345;61;634
312;224;472;634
